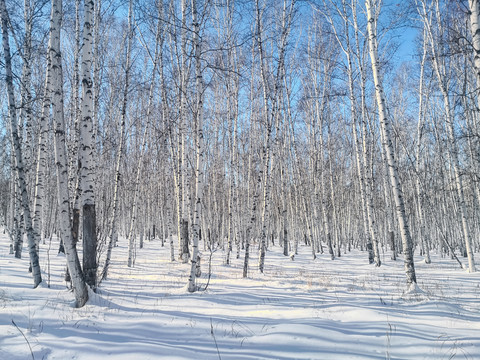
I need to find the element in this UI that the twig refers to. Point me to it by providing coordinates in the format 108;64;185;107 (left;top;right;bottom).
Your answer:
210;318;221;360
200;243;216;291
11;320;35;360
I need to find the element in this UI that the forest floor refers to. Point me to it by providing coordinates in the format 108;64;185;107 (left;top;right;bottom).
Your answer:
1;232;479;360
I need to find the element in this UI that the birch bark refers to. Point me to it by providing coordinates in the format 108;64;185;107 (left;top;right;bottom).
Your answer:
366;0;417;286
80;0;98;288
188;0;204;292
0;0;42;288
469;0;480;107
102;0;133;280
418;0;476;272
50;0;89;306
127;16;161;268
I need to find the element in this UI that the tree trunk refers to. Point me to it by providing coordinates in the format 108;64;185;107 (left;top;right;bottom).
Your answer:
366;0;417;286
80;0;98;288
50;0;88;306
419;0;476;272
0;0;42;288
188;0;204;293
469;0;480;109
101;0;133;281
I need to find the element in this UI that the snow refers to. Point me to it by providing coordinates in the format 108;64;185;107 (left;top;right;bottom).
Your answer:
1;233;479;360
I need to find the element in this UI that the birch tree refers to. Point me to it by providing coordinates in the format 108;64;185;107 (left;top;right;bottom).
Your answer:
127;5;162;267
79;0;98;288
417;0;476;273
469;0;480;108
188;0;204;292
323;0;376;264
257;0;295;273
102;0;134;280
0;0;42;287
50;0;89;306
365;0;417;287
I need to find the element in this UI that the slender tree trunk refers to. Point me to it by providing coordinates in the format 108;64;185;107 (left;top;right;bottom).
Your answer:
188;0;204;292
419;0;476;272
0;0;42;288
101;0;133;281
19;0;34;196
469;0;480;110
366;0;416;286
127;20;161;267
257;0;295;273
178;0;190;263
415;28;431;264
50;0;88;306
32;19;54;259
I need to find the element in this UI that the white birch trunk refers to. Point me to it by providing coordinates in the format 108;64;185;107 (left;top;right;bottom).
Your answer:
419;0;476;272
19;0;34;192
366;0;417;286
101;0;133;281
70;0;82;250
469;0;480;108
415;29;431;264
0;0;42;288
32;22;54;256
80;0;98;288
127;20;161;267
188;0;203;292
225;5;239;264
49;0;88;306
257;0;295;273
178;0;190;263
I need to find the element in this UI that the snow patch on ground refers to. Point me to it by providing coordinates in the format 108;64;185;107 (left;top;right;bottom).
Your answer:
1;232;479;359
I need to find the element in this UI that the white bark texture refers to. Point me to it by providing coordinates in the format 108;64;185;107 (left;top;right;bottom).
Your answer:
102;0;133;280
127;35;160;267
188;0;204;292
366;0;417;286
50;0;88;306
415;30;431;264
80;0;97;288
257;0;295;273
470;0;480;96
419;0;476;273
0;0;42;288
32;8;54;255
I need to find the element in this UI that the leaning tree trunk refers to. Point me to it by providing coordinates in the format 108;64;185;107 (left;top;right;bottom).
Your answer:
50;0;88;306
0;0;42;288
366;0;417;287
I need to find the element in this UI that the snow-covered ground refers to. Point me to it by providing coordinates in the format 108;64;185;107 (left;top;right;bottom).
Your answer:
1;232;479;360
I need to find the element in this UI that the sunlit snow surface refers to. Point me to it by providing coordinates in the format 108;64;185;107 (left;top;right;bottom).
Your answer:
1;233;479;359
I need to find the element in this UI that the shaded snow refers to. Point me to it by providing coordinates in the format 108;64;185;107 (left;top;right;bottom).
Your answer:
1;232;479;359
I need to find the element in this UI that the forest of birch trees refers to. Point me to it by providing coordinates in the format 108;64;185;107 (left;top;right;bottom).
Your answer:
1;0;480;306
